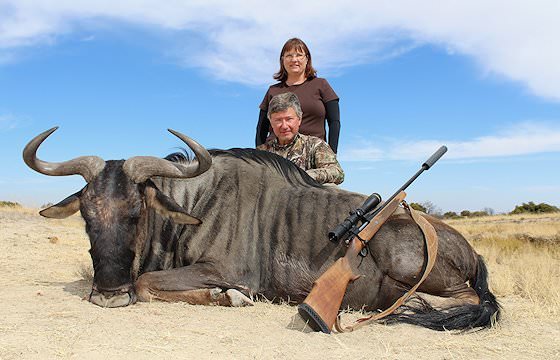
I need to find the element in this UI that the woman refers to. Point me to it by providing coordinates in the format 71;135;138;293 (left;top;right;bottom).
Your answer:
256;38;340;153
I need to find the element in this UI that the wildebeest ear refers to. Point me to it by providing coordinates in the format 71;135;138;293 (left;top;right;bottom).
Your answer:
39;189;82;219
144;182;201;225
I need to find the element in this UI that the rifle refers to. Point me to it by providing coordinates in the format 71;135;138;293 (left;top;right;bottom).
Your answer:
298;146;447;333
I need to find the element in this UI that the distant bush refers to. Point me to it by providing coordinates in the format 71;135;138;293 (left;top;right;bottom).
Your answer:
0;201;21;208
510;202;560;214
410;201;442;217
470;210;490;217
443;211;460;219
456;209;491;218
410;202;427;213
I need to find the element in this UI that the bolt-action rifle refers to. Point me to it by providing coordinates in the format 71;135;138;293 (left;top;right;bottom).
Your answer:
298;146;448;333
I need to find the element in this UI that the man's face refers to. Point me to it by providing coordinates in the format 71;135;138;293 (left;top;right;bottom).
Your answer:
269;107;301;145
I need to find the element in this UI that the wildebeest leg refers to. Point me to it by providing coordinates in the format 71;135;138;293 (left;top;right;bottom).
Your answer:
135;264;254;307
417;283;480;309
374;276;479;311
373;275;410;311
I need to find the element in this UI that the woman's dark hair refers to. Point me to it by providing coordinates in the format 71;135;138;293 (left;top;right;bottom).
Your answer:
273;38;317;83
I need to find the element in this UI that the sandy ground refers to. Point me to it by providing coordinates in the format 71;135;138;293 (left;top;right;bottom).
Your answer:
1;208;559;360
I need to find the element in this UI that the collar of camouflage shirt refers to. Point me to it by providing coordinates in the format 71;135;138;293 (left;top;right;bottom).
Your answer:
273;133;301;150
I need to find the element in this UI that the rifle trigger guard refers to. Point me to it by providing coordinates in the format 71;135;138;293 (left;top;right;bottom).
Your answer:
355;234;369;257
359;247;368;257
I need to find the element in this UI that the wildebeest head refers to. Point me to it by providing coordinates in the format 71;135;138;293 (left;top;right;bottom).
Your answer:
23;127;211;307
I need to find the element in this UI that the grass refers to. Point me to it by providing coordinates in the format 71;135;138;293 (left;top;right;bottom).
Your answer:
444;213;560;317
0;203;38;215
446;212;560;245
0;202;86;226
0;200;21;207
3;202;558;318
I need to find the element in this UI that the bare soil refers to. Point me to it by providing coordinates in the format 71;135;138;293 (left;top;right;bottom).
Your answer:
1;208;559;359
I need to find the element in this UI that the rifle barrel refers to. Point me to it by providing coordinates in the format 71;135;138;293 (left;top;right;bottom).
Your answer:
365;146;447;221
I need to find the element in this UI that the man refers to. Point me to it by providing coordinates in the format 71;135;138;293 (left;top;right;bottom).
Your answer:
257;92;344;185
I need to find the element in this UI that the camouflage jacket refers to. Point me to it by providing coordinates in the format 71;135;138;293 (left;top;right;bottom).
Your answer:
257;133;344;185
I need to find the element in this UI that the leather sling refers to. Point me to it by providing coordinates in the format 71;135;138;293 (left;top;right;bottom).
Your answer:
334;201;439;333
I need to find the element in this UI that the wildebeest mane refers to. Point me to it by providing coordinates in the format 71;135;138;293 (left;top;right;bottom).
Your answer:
165;148;323;188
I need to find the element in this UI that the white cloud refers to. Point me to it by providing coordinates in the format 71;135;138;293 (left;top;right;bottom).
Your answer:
0;113;20;131
340;121;560;161
0;1;559;98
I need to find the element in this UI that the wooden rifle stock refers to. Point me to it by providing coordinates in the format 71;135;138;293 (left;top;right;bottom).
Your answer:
298;191;407;333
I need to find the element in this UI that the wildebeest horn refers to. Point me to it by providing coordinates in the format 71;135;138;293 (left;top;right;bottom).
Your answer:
23;127;106;182
123;129;212;183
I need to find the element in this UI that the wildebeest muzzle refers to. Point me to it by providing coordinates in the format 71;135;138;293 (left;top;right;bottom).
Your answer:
89;283;137;308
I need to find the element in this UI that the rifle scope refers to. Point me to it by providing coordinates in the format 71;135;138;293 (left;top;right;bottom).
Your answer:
328;193;382;242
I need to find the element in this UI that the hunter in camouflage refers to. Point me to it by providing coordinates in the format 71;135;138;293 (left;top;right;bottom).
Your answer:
257;133;344;184
257;92;344;185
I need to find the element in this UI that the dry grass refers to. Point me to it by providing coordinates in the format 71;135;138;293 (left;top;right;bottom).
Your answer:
444;212;560;317
5;205;558;317
0;203;37;215
1;205;560;359
0;204;86;228
446;212;560;245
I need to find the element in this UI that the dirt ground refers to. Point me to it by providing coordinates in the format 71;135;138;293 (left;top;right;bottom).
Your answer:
1;208;559;359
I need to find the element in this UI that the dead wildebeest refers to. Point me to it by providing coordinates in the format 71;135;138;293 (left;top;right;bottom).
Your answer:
23;127;500;331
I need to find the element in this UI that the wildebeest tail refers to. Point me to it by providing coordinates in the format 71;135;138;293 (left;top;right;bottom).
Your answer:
382;255;501;331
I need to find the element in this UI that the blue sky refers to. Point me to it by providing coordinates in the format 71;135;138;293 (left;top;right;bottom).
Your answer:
1;1;559;214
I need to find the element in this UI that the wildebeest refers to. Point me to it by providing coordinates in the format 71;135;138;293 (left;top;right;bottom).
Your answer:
23;127;500;331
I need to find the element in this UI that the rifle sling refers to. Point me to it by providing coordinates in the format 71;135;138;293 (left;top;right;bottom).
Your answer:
334;200;439;333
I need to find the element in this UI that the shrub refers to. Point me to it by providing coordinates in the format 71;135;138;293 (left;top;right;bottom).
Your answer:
510;201;560;215
471;210;490;217
443;211;459;219
410;202;427;213
0;201;21;208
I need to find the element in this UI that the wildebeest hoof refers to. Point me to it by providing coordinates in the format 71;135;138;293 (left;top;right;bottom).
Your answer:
209;287;223;300
226;289;254;307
